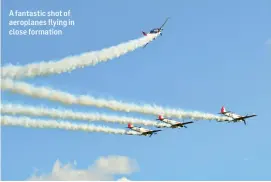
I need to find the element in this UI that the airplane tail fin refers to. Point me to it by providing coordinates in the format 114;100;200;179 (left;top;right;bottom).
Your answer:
220;106;226;114
142;31;147;36
127;123;133;128
157;115;164;120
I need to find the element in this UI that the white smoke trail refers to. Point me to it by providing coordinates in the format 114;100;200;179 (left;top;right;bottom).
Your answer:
1;103;169;127
1;115;139;136
1;78;230;121
2;34;158;79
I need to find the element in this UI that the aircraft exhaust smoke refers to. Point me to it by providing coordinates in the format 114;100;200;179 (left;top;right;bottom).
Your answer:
1;79;230;121
1;115;139;136
1;103;169;127
1;34;158;79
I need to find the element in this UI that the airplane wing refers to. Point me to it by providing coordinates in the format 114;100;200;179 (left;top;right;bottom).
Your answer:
143;43;149;48
172;121;194;128
141;130;162;135
182;121;194;125
231;114;257;121
143;35;158;48
159;17;170;29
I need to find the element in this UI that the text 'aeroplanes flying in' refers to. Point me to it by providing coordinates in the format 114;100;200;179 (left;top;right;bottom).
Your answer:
142;17;170;48
127;123;162;137
156;115;194;128
219;106;257;125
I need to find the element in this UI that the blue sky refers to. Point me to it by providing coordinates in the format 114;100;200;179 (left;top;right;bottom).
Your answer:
1;0;271;180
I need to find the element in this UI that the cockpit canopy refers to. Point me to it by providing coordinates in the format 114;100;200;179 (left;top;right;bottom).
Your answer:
150;28;160;33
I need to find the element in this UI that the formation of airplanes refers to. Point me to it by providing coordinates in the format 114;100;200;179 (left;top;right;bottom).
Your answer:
126;106;257;137
124;18;258;137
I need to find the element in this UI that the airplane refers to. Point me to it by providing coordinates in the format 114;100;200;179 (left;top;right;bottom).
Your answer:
156;115;194;128
219;106;257;125
127;123;162;137
142;17;170;48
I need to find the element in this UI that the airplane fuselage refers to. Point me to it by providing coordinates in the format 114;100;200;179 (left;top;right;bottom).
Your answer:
222;112;243;121
159;118;186;128
161;118;178;125
129;127;149;133
149;28;162;35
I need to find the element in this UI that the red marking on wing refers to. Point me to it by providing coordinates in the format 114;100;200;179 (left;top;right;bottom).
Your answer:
142;31;147;36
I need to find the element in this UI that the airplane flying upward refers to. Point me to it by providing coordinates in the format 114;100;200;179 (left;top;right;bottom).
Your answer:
127;123;162;137
219;106;257;125
142;17;170;48
156;115;194;128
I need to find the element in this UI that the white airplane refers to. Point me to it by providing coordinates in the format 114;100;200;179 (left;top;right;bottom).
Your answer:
127;123;162;137
156;115;194;128
142;17;170;48
219;106;257;125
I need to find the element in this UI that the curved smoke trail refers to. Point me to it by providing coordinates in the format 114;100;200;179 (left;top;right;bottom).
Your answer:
1;34;158;79
1;78;229;121
1;115;139;136
1;103;169;127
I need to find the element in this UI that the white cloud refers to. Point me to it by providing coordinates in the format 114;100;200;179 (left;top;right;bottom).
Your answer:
27;155;138;181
